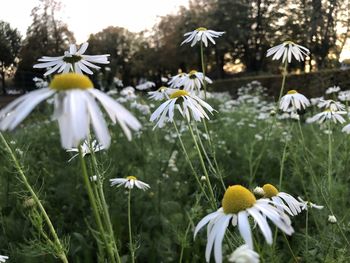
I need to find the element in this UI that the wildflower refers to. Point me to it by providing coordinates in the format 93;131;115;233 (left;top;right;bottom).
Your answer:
228;244;259;263
66;139;105;162
150;89;215;128
201;176;206;181
266;41;309;63
179;70;212;92
328;215;337;223
262;184;303;216
136;81;156;91
325;86;340;94
120;86;137;100
33;42;109;76
297;197;324;210
181;27;225;47
148;86;177;101
110;176;150;190
317;99;345;111
194;185;293;263
0;73;141;149
0;255;8;262
253;186;264;197
308;109;346;124
338;90;350;101
310;96;324;106
168;73;187;88
33;77;48;88
279;90;310;112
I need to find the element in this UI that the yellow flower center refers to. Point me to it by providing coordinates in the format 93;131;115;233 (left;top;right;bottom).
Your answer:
287;90;298;95
170;90;189;99
262;184;279;198
126;176;137;180
50;73;93;91
222;185;256;214
189;70;197;76
283;40;295;45
196;27;207;31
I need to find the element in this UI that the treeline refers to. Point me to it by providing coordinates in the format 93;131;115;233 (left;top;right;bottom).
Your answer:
1;0;349;92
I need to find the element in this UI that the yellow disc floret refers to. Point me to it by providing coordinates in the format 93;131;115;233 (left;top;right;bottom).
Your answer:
170;90;189;99
50;73;93;91
287;90;298;95
126;176;137;181
188;70;197;76
222;185;256;214
262;184;279;198
196;27;207;31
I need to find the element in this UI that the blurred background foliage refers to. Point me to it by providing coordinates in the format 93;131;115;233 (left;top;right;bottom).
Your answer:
0;0;350;92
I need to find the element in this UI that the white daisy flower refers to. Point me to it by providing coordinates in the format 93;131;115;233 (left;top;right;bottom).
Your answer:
33;42;109;76
328;215;337;223
297;197;324;210
0;73;141;149
168;73;187;88
178;70;213;92
66;139;105;162
181;27;225;47
262;184;303;216
325;86;340;94
266;41;309;63
279;90;310;112
136;81;156;91
338;90;350;101
150;89;215;128
110;176;150;190
148;86;177;101
0;255;8;263
317;99;345;111
194;185;294;263
120;86;137;101
308;109;346;124
228;244;259;263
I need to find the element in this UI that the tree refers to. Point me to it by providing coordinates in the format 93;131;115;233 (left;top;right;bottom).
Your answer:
0;21;21;94
15;0;75;90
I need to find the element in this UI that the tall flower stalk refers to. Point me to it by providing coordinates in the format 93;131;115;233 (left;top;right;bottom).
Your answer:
0;132;68;263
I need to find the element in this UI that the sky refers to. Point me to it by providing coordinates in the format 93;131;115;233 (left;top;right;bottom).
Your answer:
0;0;189;43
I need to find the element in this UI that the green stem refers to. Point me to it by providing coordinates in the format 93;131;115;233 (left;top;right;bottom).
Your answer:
305;209;309;259
128;190;135;263
0;133;68;263
89;147;121;263
78;145;116;263
173;121;210;201
187;121;216;207
277;60;288;103
327;122;332;192
200;41;207;99
283;233;298;262
279;139;289;189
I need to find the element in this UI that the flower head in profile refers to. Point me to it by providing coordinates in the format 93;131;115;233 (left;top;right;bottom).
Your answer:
0;255;8;262
308;109;346;124
338;90;350;101
179;70;213;92
194;185;293;263
279;90;310;112
110;176;150;190
34;42;109;76
325;86;340;95
66;139;105;162
168;73;187;88
297;197;324;210
136;81;156;91
228;245;259;263
0;73;141;149
266;41;309;63
261;184;303;216
328;215;337;223
150;89;215;128
181;27;225;47
148;86;178;101
317;99;345;112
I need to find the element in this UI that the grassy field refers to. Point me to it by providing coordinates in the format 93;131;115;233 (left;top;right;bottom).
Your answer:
0;81;350;262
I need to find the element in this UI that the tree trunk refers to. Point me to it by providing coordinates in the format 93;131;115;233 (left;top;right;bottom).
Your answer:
1;66;6;95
